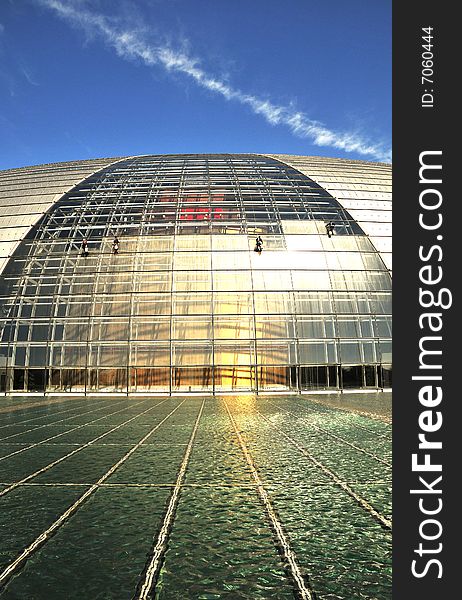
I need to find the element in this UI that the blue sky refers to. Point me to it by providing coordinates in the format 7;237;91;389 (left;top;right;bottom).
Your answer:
0;0;391;170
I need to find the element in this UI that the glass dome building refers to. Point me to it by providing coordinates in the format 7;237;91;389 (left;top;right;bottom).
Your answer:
0;154;391;395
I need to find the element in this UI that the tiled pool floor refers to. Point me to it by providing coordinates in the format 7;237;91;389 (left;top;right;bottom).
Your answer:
0;395;391;599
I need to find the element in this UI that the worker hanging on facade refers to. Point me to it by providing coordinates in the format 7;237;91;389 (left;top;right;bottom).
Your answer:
81;238;89;257
112;236;119;255
255;235;263;254
325;222;335;238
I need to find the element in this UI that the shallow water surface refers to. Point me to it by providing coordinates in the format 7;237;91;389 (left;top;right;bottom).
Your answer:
0;394;391;599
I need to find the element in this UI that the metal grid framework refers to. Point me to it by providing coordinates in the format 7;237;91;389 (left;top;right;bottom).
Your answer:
271;154;392;271
0;395;392;598
0;154;392;394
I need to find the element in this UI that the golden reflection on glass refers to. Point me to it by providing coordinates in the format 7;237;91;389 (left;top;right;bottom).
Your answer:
1;154;391;393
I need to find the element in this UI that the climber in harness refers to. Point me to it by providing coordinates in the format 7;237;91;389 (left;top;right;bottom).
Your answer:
81;238;89;257
325;222;335;238
112;236;120;255
254;235;263;254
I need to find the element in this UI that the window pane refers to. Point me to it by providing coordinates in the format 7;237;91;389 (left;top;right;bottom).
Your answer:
339;341;362;363
214;292;253;314
214;343;254;365
130;344;170;366
172;318;212;340
131;318;170;341
298;342;327;364
173;343;212;366
214;316;254;339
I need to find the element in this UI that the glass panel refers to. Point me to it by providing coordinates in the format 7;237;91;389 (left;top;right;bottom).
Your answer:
175;235;211;251
299;366;328;390
51;344;87;367
130;367;170;392
339;341;362;363
341;366;363;388
344;272;370;290
290;252;327;269
173;343;212;366
292;271;331;290
328;365;338;388
13;368;25;390
362;253;387;270
27;369;48;391
285;233;323;249
91;345;129;367
256;342;294;365
250;235;285;251
95;273;132;294
172;318;212;340
296;317;326;338
136;272;172;293
130;344;170;366
332;293;359;314
357;294;371;313
379;340;392;362
381;364;392;387
364;365;377;387
252;251;293;270
134;294;171;316
211;235;248;251
368;272;392;291
89;320;129;342
173;271;212;292
258;366;290;390
137;253;172;269
214;366;254;391
375;316;393;337
92;368;127;391
362;341;378;363
337;317;360;338
326;340;337;363
214;343;254;366
251;270;292;291
28;346;47;367
61;368;86;391
214;292;253;314
253;292;292;314
355;236;376;252
298;342;327;364
359;317;373;337
255;316;295;339
131;318;170;341
369;292;392;314
173;367;213;391
138;236;173;252
294;292;332;314
212;252;250;270
323;236;359;251
30;324;50;342
337;252;364;270
174;252;210;270
56;297;93;318
213;271;252;291
93;296;131;317
173;293;212;315
214;316;254;339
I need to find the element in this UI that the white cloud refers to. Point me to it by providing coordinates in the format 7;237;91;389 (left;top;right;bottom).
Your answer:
21;67;40;86
38;0;391;162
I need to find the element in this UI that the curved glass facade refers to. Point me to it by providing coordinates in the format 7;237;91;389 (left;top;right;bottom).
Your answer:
0;154;391;394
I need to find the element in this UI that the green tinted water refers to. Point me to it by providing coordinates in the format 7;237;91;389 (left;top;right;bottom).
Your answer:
0;395;391;599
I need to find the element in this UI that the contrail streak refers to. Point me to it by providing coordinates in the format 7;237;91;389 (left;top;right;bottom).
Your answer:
39;0;391;161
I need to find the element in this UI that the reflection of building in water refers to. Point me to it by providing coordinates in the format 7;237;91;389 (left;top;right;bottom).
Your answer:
0;154;391;394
